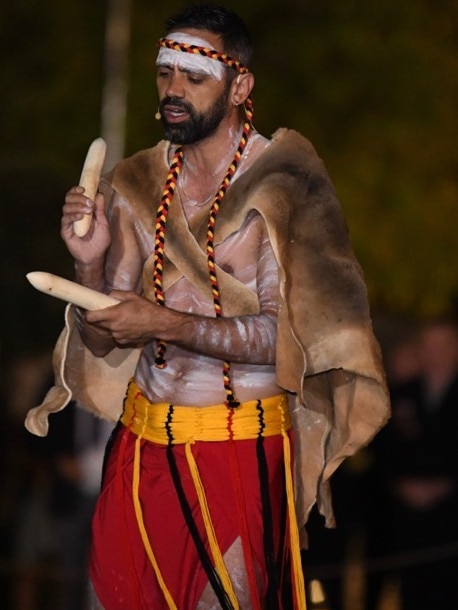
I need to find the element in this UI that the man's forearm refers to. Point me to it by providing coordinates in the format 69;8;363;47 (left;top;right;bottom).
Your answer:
163;310;278;365
74;258;106;292
73;258;117;355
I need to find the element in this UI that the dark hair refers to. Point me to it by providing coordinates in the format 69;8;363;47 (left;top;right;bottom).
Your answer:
165;3;253;68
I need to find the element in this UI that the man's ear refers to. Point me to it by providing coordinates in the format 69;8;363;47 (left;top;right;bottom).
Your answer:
231;72;254;106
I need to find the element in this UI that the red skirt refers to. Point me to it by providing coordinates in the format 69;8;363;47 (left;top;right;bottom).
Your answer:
90;386;302;610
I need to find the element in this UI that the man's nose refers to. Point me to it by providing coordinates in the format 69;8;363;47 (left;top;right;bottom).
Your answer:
166;73;186;98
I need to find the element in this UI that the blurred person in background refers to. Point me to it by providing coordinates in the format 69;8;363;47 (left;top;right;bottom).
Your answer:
12;377;112;610
46;403;113;610
365;318;458;610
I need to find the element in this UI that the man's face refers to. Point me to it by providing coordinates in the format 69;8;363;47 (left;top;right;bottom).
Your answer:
158;82;231;144
156;30;233;144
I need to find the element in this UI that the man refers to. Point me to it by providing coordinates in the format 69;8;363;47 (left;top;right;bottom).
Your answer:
26;4;389;609
366;319;458;610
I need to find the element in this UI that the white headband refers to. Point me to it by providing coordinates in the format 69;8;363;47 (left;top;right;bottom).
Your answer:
156;32;226;81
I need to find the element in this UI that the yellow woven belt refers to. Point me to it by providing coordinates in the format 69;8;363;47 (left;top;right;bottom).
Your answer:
121;379;291;444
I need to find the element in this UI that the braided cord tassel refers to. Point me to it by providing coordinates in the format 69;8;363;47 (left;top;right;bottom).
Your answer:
153;147;184;368
206;120;252;408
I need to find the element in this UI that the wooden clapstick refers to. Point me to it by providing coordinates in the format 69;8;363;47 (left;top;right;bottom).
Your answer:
26;271;119;310
73;137;107;237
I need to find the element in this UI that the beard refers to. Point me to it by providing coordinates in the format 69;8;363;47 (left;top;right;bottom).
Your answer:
159;86;231;145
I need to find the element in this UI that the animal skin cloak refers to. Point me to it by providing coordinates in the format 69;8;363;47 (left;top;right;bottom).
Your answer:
25;128;389;537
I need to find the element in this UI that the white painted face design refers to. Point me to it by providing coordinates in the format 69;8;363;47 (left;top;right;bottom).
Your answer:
156;32;226;81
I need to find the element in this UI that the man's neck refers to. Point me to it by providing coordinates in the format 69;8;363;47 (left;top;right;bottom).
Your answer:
181;119;244;176
174;118;248;212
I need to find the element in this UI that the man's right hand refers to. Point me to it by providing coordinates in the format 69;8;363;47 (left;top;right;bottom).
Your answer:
61;185;111;265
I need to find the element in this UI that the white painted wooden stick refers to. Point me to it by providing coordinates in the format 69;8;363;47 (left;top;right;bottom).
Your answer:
26;271;119;310
73;137;107;237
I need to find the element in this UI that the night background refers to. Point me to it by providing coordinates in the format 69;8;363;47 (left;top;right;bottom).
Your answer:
1;0;457;608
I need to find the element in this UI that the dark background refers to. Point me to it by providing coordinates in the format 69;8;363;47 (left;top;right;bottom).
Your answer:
1;1;457;608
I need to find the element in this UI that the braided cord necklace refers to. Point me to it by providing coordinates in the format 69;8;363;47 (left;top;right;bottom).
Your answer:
153;147;184;368
153;38;254;408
